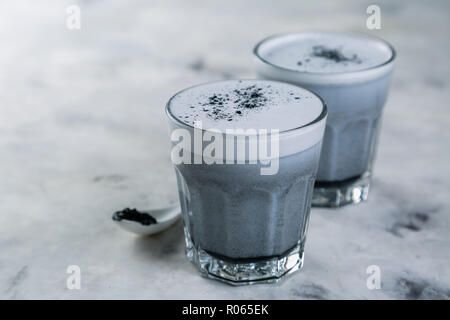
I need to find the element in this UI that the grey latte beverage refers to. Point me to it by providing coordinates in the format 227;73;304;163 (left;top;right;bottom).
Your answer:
165;80;327;285
254;32;396;207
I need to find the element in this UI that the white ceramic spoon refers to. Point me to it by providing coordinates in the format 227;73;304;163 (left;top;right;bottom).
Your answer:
112;203;181;236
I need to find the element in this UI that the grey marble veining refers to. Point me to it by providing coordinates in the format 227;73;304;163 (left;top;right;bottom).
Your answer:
0;0;449;299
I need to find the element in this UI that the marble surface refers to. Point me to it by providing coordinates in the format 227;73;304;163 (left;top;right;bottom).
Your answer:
1;0;449;299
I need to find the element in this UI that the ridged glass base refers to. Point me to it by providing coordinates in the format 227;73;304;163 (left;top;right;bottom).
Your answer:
185;232;305;286
312;173;371;208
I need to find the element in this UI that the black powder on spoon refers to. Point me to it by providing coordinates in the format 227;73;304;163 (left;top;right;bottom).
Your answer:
112;208;157;225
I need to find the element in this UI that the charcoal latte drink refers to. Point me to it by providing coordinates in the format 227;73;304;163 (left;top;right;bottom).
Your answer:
166;80;326;284
254;32;396;207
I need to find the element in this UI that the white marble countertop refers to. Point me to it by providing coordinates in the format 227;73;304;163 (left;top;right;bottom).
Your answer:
1;0;449;299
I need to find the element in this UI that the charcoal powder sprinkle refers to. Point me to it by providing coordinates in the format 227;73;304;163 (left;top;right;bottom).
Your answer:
297;45;362;66
179;84;306;126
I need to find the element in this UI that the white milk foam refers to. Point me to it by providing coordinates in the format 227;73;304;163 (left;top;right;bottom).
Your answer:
166;80;327;158
256;32;393;74
167;80;323;132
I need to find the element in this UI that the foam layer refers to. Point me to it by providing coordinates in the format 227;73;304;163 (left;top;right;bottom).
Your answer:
167;80;324;132
255;32;393;74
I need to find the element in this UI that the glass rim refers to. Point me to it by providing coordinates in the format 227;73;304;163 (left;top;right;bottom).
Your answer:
165;79;328;136
253;31;397;76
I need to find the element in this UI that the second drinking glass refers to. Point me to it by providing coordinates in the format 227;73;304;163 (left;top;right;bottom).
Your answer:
254;32;396;207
